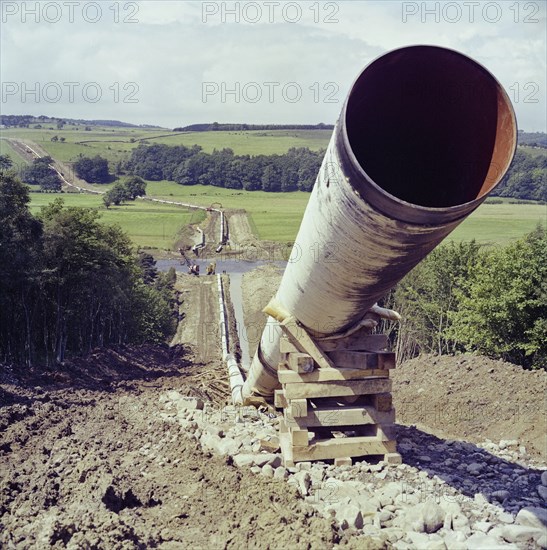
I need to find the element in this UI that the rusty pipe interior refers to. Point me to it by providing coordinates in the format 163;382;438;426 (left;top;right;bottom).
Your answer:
345;45;516;214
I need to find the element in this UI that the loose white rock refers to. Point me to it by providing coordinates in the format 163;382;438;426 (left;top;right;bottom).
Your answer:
474;520;493;533
497;511;514;524
232;454;258;468
422;501;445;533
500;524;545;545
292;471;312;497
273;466;288;480
442;530;467;550
336;504;364;530
465;532;515;550
516;506;547;529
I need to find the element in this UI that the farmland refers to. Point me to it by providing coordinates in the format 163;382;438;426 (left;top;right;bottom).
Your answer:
28;192;205;249
3;126;545;248
27;185;545;249
0;126;331;165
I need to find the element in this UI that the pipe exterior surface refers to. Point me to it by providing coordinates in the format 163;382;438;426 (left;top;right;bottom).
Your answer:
242;46;517;398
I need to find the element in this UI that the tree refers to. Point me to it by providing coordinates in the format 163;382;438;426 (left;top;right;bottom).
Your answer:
0;154;13;171
0;189;177;365
261;164;280;192
124;176;147;199
0;172;43;365
73;155;110;183
102;177;146;207
21;157;62;192
138;251;158;284
449;226;547;368
103;182;130;206
383;241;481;361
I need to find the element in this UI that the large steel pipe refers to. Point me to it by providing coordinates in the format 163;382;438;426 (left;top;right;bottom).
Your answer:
243;45;517;397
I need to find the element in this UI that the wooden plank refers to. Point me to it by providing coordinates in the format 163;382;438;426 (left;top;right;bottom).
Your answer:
377;424;396;441
278;364;388;384
280;333;389;354
372;393;392;412
318;332;389;352
327;350;395;370
280;335;300;354
334;457;352;466
274;389;288;409
278;418;289;434
288;398;307;417
285;405;395;429
280;317;336;370
290;436;397;461
385;452;403;464
290;428;309;446
283;378;392;400
288;352;314;373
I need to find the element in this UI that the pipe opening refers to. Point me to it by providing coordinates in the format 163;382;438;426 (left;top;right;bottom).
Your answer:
346;46;516;208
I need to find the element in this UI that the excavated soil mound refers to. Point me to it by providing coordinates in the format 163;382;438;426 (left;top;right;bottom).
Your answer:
392;354;547;460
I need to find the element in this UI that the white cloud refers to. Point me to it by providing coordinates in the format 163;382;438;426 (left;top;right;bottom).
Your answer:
0;1;545;130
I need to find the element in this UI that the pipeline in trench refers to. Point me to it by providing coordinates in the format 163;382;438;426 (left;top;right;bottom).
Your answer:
216;274;245;404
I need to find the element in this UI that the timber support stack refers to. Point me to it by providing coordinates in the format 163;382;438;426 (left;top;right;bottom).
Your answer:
273;318;401;467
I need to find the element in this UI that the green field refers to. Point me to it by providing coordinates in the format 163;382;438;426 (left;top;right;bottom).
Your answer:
144;183;545;245
142;181;310;242
7;125;545;247
0;138;29;168
28;192;205;249
447;202;546;245
0;127;331;167
31;183;543;247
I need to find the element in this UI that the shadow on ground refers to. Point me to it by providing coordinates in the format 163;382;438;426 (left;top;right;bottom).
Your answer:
395;424;544;515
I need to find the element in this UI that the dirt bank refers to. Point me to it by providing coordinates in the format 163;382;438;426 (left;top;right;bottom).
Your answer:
0;348;365;549
392;354;547;460
241;263;284;358
172;273;221;364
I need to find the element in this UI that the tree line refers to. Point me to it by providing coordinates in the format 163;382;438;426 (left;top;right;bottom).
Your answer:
125;143;323;192
172;123;334;132
0;169;176;367
20;156;62;192
123;142;545;199
381;226;546;370
490;149;546;201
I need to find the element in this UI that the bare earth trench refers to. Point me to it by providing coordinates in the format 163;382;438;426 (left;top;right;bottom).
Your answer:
1;267;546;549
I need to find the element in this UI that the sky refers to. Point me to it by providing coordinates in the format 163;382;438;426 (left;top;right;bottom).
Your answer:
1;0;546;131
